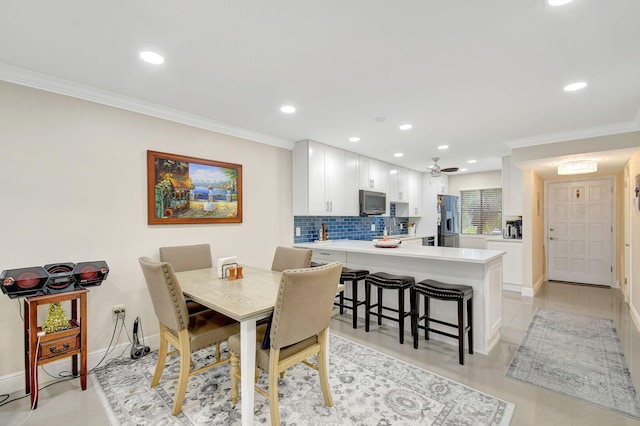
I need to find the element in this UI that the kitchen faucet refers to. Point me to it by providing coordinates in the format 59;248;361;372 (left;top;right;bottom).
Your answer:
388;217;397;235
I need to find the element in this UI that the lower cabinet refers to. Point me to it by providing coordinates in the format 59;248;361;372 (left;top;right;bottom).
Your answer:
486;240;523;289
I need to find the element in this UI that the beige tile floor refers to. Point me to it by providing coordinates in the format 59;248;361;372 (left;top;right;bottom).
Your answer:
1;281;639;425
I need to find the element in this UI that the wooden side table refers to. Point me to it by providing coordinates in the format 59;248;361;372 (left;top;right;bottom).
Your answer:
23;289;87;408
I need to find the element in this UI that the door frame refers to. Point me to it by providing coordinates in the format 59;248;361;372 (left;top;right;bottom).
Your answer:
544;176;617;286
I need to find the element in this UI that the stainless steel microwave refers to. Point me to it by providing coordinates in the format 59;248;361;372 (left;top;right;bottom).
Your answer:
359;190;386;215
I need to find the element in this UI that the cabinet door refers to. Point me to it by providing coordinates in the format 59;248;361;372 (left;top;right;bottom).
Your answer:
487;241;523;285
307;142;328;215
409;170;422;216
359;156;385;191
502;156;522;216
325;147;346;215
387;166;399;201
345;152;359;216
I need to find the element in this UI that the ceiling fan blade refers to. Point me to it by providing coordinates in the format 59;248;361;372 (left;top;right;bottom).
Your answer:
441;167;459;173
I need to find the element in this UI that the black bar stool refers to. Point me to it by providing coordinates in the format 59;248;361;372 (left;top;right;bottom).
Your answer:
334;267;369;329
410;279;473;365
365;272;415;344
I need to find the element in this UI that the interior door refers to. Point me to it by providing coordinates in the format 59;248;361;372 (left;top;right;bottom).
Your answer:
547;178;614;286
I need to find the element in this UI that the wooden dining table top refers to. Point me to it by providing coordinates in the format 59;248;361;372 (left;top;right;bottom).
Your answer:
176;266;282;322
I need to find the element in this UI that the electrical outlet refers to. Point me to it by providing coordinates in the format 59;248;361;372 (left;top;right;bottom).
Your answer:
371;224;376;231
113;304;125;315
295;227;301;236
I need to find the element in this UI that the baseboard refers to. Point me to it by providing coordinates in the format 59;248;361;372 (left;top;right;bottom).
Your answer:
521;287;534;297
503;283;521;293
0;334;159;396
631;303;640;334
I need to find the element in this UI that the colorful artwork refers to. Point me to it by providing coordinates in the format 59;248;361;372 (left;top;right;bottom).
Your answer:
147;150;242;224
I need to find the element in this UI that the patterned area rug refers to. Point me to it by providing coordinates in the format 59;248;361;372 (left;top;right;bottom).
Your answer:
92;334;515;425
506;307;640;420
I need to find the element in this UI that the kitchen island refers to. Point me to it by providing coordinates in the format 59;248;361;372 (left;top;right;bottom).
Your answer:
294;240;505;355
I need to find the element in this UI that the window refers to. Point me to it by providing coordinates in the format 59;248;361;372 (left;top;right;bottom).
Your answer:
460;188;502;235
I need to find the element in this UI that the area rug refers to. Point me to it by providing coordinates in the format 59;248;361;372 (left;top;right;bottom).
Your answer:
506;307;640;420
92;333;515;425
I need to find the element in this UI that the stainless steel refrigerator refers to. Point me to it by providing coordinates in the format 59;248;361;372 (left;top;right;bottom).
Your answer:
437;194;460;247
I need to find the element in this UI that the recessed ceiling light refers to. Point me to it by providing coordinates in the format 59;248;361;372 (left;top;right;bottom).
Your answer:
389;169;398;175
460;168;469;172
467;160;477;164
399;124;413;130
438;145;449;150
394;153;403;157
349;137;360;142
139;51;165;65
280;105;296;113
548;0;574;6
563;81;587;92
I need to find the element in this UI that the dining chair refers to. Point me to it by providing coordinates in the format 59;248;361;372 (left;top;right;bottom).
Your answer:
138;256;240;416
270;246;312;272
159;243;212;311
228;261;342;426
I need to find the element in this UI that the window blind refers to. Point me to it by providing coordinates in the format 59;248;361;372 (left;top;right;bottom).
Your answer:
460;188;502;235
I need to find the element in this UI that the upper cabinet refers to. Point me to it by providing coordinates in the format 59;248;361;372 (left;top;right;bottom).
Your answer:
502;156;523;216
387;166;410;202
395;169;423;217
358;156;386;191
292;140;346;216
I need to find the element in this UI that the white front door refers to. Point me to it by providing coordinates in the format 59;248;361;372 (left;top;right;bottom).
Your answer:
547;177;614;286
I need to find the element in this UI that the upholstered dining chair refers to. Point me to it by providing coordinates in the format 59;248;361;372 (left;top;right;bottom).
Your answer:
138;257;240;416
270;246;313;272
228;261;342;426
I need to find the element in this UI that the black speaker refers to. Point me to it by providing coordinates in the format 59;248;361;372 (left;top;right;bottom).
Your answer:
0;266;49;299
44;263;80;294
73;261;109;287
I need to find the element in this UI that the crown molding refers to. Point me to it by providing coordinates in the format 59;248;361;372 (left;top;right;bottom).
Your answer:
504;120;640;149
0;63;295;151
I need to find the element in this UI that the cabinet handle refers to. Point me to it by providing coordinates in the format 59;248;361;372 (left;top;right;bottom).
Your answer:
50;343;70;354
330;201;333;212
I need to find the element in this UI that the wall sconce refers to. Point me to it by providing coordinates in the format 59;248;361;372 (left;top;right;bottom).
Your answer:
557;160;598;175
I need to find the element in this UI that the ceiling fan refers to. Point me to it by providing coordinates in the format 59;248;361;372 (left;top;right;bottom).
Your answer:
429;157;459;177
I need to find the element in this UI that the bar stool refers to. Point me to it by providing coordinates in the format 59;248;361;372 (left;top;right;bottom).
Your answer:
335;267;369;329
365;272;415;344
410;279;473;365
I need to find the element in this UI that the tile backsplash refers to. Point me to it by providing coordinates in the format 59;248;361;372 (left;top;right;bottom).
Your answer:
294;205;413;243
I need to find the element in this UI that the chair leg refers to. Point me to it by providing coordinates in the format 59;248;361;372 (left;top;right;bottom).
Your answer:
172;329;191;416
351;280;358;329
151;325;168;387
458;298;464;365
268;348;281;426
410;290;418;349
468;296;474;355
230;351;240;405
398;288;405;344
377;287;383;325
215;342;222;361
338;280;345;315
424;295;430;341
317;328;334;407
365;282;371;332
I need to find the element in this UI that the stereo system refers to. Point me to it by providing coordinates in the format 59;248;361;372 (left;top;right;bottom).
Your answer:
0;261;109;299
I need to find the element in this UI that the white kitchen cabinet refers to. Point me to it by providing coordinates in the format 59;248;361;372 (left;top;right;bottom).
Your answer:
408;170;422;216
292;140;346;216
487;239;523;290
394;169;423;217
387;166;409;202
345;151;359;216
359;155;386;191
502;156;522;216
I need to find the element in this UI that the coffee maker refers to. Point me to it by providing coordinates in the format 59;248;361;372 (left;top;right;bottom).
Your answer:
504;219;522;239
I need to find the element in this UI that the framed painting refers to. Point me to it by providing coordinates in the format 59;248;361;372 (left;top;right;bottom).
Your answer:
147;150;242;224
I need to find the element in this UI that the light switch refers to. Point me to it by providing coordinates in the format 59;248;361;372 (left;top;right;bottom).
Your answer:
295;227;301;236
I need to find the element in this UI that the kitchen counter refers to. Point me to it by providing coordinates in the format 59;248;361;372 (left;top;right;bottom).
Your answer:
297;239;504;264
294;240;505;355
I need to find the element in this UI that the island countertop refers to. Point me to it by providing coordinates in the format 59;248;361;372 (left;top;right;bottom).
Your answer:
294;239;505;264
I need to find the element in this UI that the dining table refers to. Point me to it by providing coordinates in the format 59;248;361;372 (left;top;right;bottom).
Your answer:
175;264;343;426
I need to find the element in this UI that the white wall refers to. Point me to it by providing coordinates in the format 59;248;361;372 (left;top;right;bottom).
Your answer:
0;81;293;385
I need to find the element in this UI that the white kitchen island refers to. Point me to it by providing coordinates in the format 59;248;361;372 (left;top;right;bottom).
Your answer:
294;240;505;355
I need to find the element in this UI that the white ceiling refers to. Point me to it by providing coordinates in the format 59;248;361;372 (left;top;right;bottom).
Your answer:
1;1;639;176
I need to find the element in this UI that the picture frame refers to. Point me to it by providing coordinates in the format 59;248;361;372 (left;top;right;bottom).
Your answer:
147;150;242;225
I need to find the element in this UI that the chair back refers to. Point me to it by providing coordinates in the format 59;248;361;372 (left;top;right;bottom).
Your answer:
270;246;312;272
269;262;342;349
138;257;190;332
159;243;212;272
